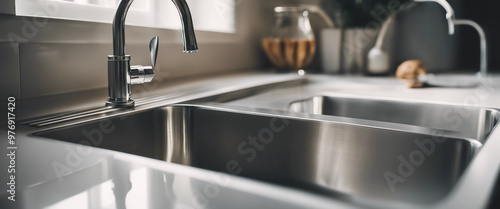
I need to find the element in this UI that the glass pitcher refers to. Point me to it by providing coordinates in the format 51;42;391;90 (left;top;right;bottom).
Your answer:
262;7;316;73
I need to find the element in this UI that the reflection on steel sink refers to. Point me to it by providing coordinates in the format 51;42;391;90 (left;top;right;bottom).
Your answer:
289;95;500;142
35;104;485;203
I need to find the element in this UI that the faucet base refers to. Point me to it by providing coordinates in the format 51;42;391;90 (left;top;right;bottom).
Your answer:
107;55;134;108
106;99;135;108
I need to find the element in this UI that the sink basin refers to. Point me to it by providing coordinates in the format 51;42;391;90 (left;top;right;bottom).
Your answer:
290;95;500;142
35;104;484;203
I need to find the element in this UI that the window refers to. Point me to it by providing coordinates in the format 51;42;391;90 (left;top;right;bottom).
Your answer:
15;0;236;33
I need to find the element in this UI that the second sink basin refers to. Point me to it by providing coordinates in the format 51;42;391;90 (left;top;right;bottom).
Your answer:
289;95;500;142
35;104;483;204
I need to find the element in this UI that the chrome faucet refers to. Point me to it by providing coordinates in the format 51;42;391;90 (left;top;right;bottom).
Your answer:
414;0;488;77
107;0;198;107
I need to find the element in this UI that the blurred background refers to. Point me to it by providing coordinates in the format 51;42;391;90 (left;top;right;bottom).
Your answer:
264;0;500;74
1;0;499;100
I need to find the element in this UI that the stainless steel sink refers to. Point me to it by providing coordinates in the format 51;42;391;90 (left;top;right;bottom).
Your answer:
290;95;500;142
35;104;484;204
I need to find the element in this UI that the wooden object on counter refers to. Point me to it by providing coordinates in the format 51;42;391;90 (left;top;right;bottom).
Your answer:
396;60;427;88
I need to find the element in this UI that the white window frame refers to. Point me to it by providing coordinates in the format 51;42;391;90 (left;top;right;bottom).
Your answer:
14;0;236;33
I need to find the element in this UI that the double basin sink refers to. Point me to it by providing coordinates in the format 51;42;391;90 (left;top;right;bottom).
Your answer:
35;92;500;204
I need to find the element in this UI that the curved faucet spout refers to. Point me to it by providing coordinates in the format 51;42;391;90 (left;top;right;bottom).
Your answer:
107;0;198;108
112;0;198;56
413;0;488;76
172;0;198;53
414;0;455;35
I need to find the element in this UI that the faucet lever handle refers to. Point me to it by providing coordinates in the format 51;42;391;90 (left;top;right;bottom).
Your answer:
150;36;159;69
130;36;159;85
